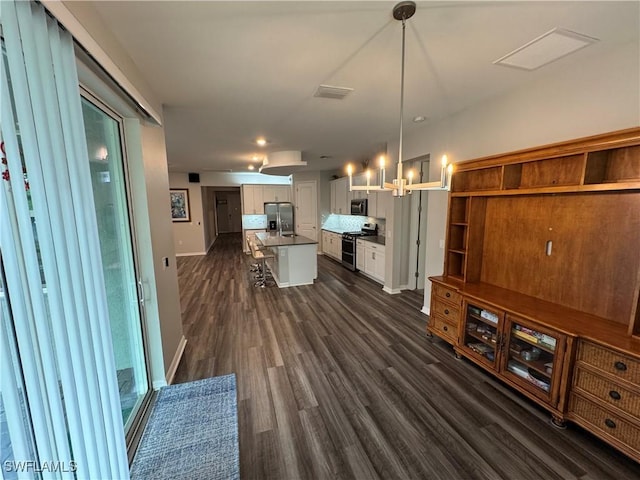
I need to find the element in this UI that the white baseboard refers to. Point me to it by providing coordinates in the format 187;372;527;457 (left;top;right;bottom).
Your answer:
175;251;207;257
165;335;187;386
421;305;430;316
383;286;402;295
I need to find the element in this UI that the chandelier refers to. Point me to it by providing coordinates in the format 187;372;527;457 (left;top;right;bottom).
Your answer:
347;1;453;197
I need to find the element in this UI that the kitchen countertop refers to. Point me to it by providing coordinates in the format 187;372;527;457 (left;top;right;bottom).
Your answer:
360;235;386;246
256;232;318;247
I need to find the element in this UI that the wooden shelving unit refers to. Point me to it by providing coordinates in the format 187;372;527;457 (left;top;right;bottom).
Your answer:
430;127;640;462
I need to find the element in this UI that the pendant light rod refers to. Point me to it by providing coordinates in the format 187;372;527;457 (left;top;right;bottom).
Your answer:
397;13;407;196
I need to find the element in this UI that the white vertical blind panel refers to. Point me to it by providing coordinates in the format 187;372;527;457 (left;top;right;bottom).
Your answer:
25;6;102;476
1;0;129;477
47;14;127;478
0;286;36;480
56;32;130;480
1;23;70;480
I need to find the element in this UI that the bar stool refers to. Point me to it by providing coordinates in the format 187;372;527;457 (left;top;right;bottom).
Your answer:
249;237;275;288
246;234;261;273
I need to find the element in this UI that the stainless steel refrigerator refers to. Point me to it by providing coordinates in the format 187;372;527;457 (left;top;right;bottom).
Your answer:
264;202;294;235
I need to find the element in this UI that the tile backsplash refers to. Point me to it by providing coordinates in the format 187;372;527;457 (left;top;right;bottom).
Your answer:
321;214;386;235
242;214;267;229
243;213;386;235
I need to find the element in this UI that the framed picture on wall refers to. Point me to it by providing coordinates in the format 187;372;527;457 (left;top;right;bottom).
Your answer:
170;188;190;222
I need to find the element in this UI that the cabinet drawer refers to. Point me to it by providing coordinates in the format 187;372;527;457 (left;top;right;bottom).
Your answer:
433;284;461;305
429;315;458;343
569;394;640;454
431;301;460;322
573;367;640;417
577;341;640;385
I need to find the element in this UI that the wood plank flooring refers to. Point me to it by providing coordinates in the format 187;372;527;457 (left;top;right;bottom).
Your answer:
173;233;640;479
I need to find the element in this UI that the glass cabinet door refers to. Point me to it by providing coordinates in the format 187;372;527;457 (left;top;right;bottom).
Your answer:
460;301;504;370
501;315;566;405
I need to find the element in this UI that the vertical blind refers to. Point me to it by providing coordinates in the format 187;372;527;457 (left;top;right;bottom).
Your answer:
1;0;128;478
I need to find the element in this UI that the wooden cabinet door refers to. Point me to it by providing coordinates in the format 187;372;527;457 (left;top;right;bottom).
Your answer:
499;315;566;407
459;300;504;371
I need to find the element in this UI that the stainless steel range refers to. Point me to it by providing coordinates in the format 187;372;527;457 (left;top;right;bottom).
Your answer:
341;222;378;271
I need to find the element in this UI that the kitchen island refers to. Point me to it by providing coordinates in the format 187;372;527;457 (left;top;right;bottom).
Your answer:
255;232;318;287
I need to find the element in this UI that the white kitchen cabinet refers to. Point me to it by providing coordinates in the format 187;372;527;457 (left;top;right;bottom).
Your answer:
346;173;391;219
322;230;341;260
263;185;291;203
375;190;392;220
242;185;265;214
361;240;385;284
322;230;330;255
356;239;365;271
330;177;349;215
373;247;385;282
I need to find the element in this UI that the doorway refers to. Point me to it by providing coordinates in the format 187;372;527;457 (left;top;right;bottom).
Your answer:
295;180;318;241
407;155;430;290
214;189;242;234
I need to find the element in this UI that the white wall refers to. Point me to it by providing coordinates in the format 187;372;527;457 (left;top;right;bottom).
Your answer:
404;41;640;312
168;173;206;255
139;126;184;382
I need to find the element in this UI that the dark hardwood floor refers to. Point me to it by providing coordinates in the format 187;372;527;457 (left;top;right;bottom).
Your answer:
173;233;640;479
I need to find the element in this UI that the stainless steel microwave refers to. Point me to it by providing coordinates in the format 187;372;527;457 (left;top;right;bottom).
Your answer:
350;198;368;216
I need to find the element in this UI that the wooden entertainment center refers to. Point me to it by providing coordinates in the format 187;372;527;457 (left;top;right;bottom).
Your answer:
428;128;640;462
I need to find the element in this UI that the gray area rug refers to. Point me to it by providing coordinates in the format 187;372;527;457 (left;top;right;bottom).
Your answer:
130;375;239;480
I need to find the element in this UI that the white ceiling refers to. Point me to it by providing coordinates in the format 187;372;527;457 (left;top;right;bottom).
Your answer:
85;1;639;173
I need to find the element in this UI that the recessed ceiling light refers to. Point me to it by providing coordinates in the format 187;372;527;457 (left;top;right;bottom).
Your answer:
494;28;598;71
248;165;255;171
256;137;267;147
252;155;260;161
413;115;426;123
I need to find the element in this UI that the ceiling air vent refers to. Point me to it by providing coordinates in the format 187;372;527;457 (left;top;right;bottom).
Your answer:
314;84;354;100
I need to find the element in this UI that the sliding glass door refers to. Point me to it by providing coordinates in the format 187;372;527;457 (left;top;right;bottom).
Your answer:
80;95;151;433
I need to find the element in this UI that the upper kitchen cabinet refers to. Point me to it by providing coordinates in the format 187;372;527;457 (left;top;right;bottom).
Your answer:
242;184;292;214
370;190;391;219
241;184;265;214
330;177;349;215
263;185;291;203
331;173;391;218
